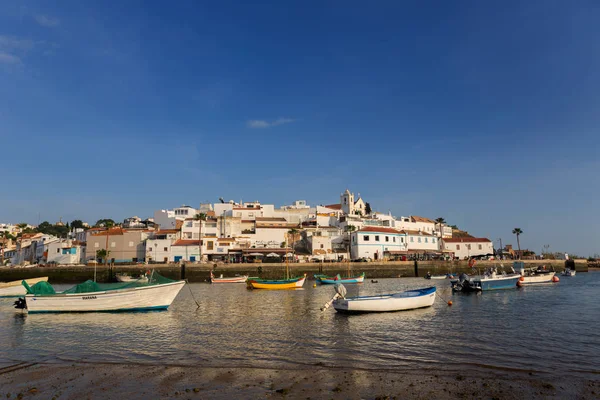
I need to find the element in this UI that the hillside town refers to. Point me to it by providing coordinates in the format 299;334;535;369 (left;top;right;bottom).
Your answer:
1;189;538;267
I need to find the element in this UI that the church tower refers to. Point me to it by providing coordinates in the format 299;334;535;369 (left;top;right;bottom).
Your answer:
340;189;354;215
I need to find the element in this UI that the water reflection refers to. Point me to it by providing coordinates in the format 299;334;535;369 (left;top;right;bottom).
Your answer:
0;273;598;378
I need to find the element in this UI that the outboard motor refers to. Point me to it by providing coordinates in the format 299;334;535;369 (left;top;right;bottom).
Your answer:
14;297;26;310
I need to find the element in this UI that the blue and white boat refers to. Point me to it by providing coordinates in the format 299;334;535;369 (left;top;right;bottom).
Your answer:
452;267;520;292
321;284;436;314
315;272;365;284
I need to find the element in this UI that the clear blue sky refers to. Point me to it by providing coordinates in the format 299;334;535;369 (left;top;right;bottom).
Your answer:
1;1;598;256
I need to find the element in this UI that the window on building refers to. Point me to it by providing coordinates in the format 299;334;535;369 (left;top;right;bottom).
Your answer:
207;241;214;250
432;238;436;243
393;237;396;242
418;237;421;243
467;244;471;250
149;248;153;252
363;235;369;241
410;237;414;242
385;236;389;242
352;236;356;243
94;243;99;248
164;247;168;252
425;238;428;243
375;236;380;241
478;244;482;250
129;241;134;247
110;242;116;248
320;244;324;249
456;245;460;250
56;248;60;253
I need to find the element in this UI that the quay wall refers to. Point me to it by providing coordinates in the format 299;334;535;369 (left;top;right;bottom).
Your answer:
0;259;588;283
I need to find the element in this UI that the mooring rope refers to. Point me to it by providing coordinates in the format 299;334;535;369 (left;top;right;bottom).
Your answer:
185;279;201;309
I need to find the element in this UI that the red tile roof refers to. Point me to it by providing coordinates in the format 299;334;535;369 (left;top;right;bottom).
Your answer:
172;239;201;246
443;237;491;243
357;227;402;234
411;216;435;223
323;204;342;210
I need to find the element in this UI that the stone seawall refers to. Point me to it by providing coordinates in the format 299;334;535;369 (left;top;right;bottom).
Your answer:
0;259;587;283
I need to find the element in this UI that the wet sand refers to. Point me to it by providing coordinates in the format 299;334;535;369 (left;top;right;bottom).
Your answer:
0;362;598;399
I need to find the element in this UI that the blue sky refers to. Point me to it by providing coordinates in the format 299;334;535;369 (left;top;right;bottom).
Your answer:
1;1;599;256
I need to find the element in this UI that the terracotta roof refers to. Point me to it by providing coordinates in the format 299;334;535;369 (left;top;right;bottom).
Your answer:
91;227;124;236
323;204;342;210
156;229;180;234
357;227;402;234
87;227;105;232
172;239;201;246
410;216;435;223
443;237;492;243
401;230;434;236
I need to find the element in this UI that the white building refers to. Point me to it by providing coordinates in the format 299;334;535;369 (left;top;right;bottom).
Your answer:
404;230;439;254
154;205;198;229
350;227;407;261
441;238;494;260
47;240;85;265
146;229;180;263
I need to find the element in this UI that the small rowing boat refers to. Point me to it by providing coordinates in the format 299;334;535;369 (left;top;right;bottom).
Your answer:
210;271;248;284
315;272;365;284
246;274;306;290
425;272;455;280
321;284;436;314
115;273;148;283
0;277;48;297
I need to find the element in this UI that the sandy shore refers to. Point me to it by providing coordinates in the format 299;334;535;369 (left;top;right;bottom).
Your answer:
0;362;598;399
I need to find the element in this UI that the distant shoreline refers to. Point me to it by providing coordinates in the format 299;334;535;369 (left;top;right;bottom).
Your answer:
0;259;589;283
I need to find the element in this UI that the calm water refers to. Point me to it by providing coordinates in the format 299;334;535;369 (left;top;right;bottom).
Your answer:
1;272;599;378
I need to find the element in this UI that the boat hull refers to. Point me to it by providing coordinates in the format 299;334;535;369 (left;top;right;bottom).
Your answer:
561;270;576;277
521;272;555;284
25;280;185;313
211;276;248;284
477;275;520;290
247;275;306;290
333;287;436;313
0;277;49;297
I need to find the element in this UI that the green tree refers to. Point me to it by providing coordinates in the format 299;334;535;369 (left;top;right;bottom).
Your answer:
344;225;357;233
71;220;85;230
365;202;372;215
435;218;446;237
16;223;28;230
96;249;110;263
193;213;207;262
288;228;299;251
94;219;115;228
512;228;523;259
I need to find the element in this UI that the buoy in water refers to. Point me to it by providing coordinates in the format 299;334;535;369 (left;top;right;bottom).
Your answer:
313;283;317;288
552;276;560;283
447;300;453;306
516;280;523;287
519;276;525;282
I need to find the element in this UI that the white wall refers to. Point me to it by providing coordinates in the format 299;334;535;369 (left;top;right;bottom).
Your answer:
146;239;173;263
442;240;494;259
405;233;439;251
350;231;407;260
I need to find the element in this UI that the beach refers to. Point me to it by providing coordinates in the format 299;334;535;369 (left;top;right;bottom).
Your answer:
1;362;598;400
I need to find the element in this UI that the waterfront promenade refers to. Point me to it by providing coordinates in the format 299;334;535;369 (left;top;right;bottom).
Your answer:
0;259;588;283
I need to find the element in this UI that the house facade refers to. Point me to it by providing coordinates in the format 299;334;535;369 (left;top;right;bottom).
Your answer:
350;227;407;261
85;228;150;263
47;240;85;265
441;238;493;259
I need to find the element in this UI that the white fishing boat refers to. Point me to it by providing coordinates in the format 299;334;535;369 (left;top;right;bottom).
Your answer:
210;271;248;284
0;277;48;297
20;272;184;313
321;284;436;314
561;268;576;277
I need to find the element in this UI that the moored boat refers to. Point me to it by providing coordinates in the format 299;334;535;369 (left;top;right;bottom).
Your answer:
0;277;48;297
315;272;365;284
451;267;520;292
115;273;148;283
426;272;455;280
561;268;576;277
247;274;306;290
210;271;248;284
19;272;184;313
321;284;436;314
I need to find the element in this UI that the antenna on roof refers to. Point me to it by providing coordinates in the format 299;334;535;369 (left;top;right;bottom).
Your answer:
219;197;225;204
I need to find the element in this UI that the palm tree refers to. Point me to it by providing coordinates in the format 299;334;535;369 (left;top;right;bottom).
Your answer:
194;213;207;262
512;228;523;259
435;218;446;237
287;228;299;252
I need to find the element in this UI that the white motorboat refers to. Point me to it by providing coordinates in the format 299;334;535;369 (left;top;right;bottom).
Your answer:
115;273;149;283
321;284;436;314
210;271;248;283
0;277;48;297
561;269;576;277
